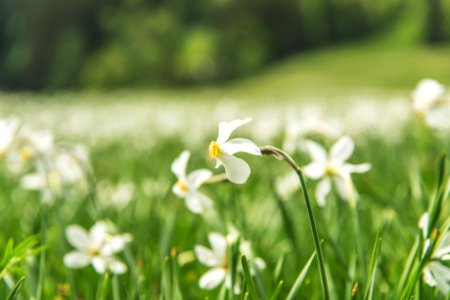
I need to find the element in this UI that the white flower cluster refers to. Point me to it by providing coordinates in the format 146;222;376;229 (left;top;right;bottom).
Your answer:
0;115;89;203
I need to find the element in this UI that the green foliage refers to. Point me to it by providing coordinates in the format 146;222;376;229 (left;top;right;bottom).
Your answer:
0;0;418;90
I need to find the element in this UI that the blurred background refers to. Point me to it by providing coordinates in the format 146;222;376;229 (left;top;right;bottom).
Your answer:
1;0;450;92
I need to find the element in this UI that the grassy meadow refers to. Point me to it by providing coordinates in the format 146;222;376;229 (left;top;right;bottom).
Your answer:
1;41;450;300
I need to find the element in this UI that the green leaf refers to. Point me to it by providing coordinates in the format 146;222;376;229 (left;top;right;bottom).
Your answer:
364;231;382;300
7;276;26;300
269;281;284;300
241;255;258;300
286;251;316;300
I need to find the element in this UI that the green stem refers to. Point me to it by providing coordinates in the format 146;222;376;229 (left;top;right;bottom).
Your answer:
349;202;367;285
260;146;330;300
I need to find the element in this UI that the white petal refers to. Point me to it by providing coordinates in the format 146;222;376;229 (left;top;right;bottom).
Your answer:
435;232;450;259
220;154;251;184
344;163;371;174
92;257;107;274
220;138;261;156
254;257;266;270
209;232;227;261
199;268;227;290
102;235;131;256
424;266;437;287
316;178;331;206
185;191;213;214
216;118;252;144
428;262;450;294
109;259;127;274
302;162;325;179
418;213;429;238
171;150;190;180
330;136;354;162
89;222;109;249
412;79;445;111
195;245;220;267
187;169;213;189
63;251;90;269
301;140;327;163
426;103;450;129
66;225;90;251
21;173;46;190
334;175;359;202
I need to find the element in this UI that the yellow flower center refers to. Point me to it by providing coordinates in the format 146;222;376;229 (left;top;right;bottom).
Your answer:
88;246;101;257
209;141;221;159
176;180;188;193
47;170;62;192
325;164;337;176
20;148;31;161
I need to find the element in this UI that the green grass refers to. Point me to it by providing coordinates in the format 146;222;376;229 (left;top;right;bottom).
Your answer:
1;23;450;298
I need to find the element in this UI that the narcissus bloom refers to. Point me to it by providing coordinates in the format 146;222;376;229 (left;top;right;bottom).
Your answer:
194;232;265;291
302;136;371;206
419;213;450;295
209;118;261;184
171;150;213;213
411;79;450;129
64;221;132;274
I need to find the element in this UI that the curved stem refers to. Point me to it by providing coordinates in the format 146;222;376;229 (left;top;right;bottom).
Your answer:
260;145;330;300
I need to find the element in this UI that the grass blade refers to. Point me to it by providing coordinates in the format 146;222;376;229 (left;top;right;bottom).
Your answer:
364;231;382;300
286;251;316;300
241;255;259;300
269;280;284;300
7;276;26;300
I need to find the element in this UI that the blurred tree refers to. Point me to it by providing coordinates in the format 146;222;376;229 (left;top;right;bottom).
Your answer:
1;0;443;91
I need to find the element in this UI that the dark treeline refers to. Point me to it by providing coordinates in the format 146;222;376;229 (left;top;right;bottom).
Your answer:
0;0;448;90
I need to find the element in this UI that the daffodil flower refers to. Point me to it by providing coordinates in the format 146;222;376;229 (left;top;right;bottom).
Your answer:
419;213;450;295
171;150;213;213
302;136;371;206
194;232;265;291
209;118;261;184
21;149;87;203
411;79;450;129
63;221;132;274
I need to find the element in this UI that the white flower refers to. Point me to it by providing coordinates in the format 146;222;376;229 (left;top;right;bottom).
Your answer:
283;117;341;154
171;150;213;214
64;221;132;274
0;116;20;156
275;171;300;200
194;232;265;291
302;136;371;206
209;118;261;184
98;181;135;209
411;79;450;129
419;213;450;295
20;149;87;203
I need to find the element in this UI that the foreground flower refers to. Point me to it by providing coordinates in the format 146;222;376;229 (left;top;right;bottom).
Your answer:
171;150;213;213
194;232;265;291
419;213;450;295
411;79;450;129
64;221;132;274
302;136;371;206
209;118;261;184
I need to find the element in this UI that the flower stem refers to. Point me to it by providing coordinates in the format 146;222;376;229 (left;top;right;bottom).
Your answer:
260;145;330;300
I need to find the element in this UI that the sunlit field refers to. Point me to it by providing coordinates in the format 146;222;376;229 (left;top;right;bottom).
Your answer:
0;77;449;300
